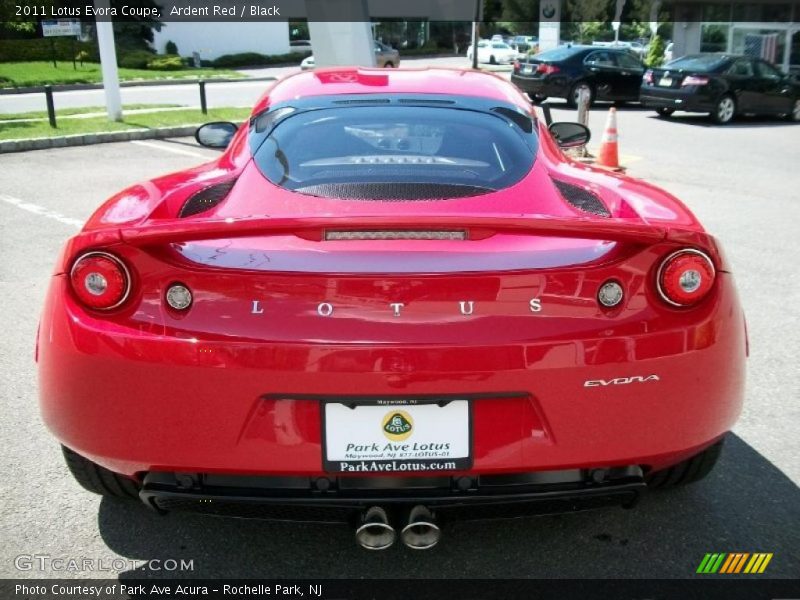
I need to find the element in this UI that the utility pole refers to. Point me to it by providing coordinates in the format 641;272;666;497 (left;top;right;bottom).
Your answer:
94;0;122;121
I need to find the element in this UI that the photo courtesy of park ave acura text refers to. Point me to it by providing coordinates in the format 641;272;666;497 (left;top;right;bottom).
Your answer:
0;0;798;597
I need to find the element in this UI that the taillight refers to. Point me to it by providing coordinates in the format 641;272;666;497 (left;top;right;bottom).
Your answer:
681;75;709;87
656;249;715;307
69;252;131;310
643;69;653;84
537;63;559;75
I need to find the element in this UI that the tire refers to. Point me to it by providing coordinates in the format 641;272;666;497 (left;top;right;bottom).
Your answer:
656;107;675;118
489;55;497;65
383;61;394;68
62;445;140;499
529;94;547;104
786;98;800;122
711;94;736;124
646;438;725;489
567;81;593;108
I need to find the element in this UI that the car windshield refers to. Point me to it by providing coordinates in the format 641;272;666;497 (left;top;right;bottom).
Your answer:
492;42;511;49
253;106;536;198
535;47;583;61
666;54;728;71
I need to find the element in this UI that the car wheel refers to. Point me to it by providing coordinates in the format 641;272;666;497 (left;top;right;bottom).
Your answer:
646;438;724;489
567;82;593;108
656;107;675;118
62;445;140;499
383;62;394;68
489;55;497;65
711;94;736;125
786;98;800;122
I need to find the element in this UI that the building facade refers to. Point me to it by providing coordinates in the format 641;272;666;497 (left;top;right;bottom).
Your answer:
672;1;800;74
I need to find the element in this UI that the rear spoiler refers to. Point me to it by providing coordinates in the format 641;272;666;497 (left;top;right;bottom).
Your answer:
114;215;667;246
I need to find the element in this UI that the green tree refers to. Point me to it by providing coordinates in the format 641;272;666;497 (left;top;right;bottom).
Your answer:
565;0;610;43
645;33;665;66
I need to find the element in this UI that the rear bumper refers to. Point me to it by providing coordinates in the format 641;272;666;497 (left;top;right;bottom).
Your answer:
511;74;568;98
38;267;746;481
141;467;646;522
640;86;716;112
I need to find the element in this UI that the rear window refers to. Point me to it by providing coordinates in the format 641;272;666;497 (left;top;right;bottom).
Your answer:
666;54;728;71
253;106;536;199
534;47;584;62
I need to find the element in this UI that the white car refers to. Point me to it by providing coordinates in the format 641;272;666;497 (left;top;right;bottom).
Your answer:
466;40;517;65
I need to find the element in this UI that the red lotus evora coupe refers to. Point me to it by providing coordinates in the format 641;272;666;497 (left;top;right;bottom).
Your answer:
37;67;746;550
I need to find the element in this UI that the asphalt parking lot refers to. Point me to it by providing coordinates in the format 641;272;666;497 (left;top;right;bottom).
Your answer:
1;101;799;580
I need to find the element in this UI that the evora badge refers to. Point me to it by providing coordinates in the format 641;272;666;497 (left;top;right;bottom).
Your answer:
584;375;660;387
382;411;414;441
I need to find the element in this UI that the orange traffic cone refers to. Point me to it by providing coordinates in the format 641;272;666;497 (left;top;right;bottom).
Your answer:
596;107;621;170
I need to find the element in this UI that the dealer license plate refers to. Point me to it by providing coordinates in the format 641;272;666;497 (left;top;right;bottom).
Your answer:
323;400;471;473
659;77;673;87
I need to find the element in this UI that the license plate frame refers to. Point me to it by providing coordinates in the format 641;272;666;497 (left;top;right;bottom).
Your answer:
659;77;673;87
321;398;473;473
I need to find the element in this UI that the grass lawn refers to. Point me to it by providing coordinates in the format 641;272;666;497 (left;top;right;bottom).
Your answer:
0;62;242;88
0;107;251;141
0;104;180;121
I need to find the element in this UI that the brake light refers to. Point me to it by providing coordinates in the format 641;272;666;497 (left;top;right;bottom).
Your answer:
69;252;131;310
656;249;716;307
681;75;709;87
643;69;654;84
537;63;560;75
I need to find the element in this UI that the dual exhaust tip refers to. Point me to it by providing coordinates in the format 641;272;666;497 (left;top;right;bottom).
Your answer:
355;506;440;550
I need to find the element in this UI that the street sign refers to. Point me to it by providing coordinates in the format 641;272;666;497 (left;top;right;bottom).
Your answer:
42;20;81;37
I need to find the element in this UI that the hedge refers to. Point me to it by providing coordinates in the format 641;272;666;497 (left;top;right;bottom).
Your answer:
209;51;307;68
0;37;99;62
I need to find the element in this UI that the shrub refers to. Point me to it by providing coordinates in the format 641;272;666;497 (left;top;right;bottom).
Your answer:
0;38;98;62
118;49;156;69
211;51;306;68
164;40;178;55
146;55;184;70
645;35;666;68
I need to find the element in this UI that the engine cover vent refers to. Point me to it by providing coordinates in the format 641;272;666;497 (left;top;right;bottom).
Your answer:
178;179;237;218
293;182;493;201
551;179;610;218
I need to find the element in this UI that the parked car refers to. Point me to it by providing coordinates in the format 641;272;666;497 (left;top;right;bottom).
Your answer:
289;40;313;55
467;40;518;65
40;67;745;550
511;45;645;106
300;41;399;70
641;53;800;124
591;41;645;56
513;35;539;55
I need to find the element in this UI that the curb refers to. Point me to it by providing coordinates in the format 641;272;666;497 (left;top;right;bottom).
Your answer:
0;125;201;153
0;76;276;95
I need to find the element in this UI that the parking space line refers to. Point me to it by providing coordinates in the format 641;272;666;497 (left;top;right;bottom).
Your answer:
130;140;211;159
0;194;83;228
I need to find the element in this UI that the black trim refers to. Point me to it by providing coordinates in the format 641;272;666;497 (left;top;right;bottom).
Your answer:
140;467;645;523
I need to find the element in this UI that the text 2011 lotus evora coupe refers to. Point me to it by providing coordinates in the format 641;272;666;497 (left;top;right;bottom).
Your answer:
38;67;746;550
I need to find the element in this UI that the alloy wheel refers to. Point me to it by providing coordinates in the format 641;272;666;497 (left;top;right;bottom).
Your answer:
716;96;735;124
792;99;800;122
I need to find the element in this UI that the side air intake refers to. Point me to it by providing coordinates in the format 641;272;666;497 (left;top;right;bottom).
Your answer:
178;179;237;218
551;179;611;218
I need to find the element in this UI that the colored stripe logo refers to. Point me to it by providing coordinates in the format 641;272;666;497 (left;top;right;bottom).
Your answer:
696;553;773;574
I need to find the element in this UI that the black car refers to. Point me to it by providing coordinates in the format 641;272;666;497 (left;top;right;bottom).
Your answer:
511;45;645;107
641;54;800;124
